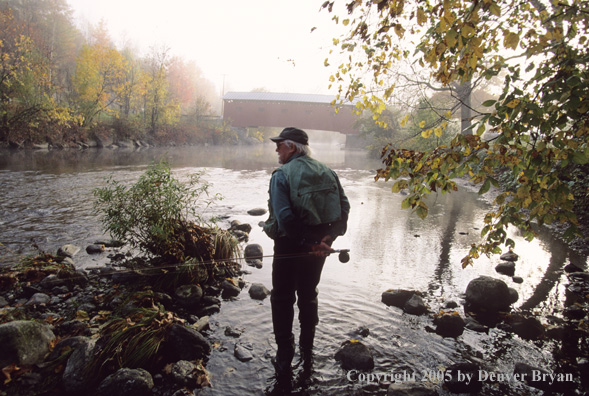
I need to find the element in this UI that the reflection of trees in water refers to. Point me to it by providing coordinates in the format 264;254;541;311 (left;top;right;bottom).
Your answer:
518;225;585;312
426;190;482;298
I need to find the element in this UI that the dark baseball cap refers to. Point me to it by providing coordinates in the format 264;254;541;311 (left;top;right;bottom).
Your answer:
270;127;309;145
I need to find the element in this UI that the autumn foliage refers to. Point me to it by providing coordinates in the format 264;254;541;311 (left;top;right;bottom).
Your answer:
325;0;589;265
0;1;219;147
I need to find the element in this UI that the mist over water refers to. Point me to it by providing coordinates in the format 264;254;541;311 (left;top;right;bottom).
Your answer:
0;143;585;395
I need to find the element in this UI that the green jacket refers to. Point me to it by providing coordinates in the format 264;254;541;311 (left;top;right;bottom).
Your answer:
263;154;349;243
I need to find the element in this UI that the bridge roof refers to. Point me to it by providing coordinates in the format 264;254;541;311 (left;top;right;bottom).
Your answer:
222;91;357;106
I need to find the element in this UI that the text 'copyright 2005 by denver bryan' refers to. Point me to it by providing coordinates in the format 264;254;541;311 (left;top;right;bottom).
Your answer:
346;369;574;386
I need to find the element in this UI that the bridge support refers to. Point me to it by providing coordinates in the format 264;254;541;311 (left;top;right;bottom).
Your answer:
345;134;367;149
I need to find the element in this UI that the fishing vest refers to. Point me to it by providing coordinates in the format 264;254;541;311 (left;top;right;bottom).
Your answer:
264;155;342;240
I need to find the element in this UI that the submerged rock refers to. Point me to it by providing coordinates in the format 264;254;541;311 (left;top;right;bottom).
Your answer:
334;340;374;370
403;294;428;315
444;362;482;394
247;208;267;216
495;262;515;276
500;250;519;262
234;343;254;362
57;244;81;258
434;311;465;338
381;289;418;309
249;283;270;300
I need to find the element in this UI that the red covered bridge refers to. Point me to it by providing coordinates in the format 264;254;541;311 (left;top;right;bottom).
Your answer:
222;92;361;135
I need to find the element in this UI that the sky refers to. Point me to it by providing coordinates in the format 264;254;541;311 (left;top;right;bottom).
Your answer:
66;0;348;97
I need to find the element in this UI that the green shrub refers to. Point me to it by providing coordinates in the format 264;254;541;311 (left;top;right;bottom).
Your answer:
93;160;235;262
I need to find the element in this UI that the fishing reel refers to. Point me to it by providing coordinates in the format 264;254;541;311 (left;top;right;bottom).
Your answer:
333;249;350;263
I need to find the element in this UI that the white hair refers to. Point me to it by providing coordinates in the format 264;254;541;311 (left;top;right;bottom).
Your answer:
283;139;312;157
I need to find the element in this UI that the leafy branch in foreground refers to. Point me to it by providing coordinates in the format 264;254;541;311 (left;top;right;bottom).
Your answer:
326;0;588;266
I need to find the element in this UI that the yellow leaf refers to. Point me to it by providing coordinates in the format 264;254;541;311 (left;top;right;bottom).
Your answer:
504;32;519;50
419;120;426;128
446;29;458;48
417;8;427;25
489;3;501;16
506;99;520;108
462;25;475;38
343;19;350;26
422;129;433;138
434;127;443;137
400;114;410;127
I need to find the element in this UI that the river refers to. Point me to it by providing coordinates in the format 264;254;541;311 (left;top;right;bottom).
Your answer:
0;144;586;395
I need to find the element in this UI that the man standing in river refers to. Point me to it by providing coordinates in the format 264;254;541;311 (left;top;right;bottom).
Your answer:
263;127;350;380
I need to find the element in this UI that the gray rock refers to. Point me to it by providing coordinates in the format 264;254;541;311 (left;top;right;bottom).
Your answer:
444;363;482;393
48;336;88;360
175;284;203;308
97;368;153;396
246;259;263;269
381;289;417;308
86;244;105;254
249;283;270;300
230;220;252;234
25;293;51;306
434;312;465;338
194;316;210;333
500;250;519;261
508;287;519;304
464;276;512;312
234;343;254;362
0;296;8;307
170;360;200;387
334;340;374;370
0;320;56;367
495;262;515;276
247;208;267;216
506;314;545;340
512;276;524;284
221;279;241;299
244;244;263;260
403;294;428;315
230;229;249;242
62;338;96;394
57;244;81;258
165;324;210;361
464;317;488;333
514;363;552;392
224;326;243;337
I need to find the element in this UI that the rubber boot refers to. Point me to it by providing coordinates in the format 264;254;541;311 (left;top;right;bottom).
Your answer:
299;326;316;369
272;334;295;377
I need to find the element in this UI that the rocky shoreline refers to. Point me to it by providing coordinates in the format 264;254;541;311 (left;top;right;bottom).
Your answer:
0;217;269;396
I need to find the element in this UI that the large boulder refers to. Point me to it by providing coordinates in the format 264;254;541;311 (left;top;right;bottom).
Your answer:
165;324;211;361
249;283;270;300
403;294;428;315
381;289;418;309
0;320;56;367
97;368;154;396
175;284;203;308
464;276;512;312
62;337;97;394
334;340;374;370
434;311;465;338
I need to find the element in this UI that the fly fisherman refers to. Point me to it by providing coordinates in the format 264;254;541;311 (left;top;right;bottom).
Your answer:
263;127;350;381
